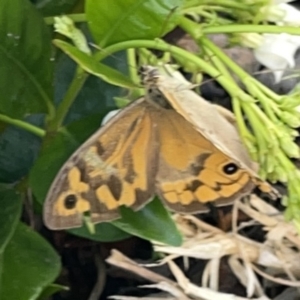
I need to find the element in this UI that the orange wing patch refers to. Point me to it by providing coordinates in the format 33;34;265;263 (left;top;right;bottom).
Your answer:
44;100;158;230
153;107;254;212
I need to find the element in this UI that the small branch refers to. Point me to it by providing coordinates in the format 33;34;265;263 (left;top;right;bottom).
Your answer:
0;114;45;137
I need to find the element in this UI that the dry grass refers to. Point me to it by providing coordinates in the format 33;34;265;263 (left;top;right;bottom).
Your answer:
106;195;300;299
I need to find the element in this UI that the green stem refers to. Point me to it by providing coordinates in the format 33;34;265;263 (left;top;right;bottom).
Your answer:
241;104;267;151
288;175;300;198
182;6;235;23
253;80;281;102
201;41;233;79
183;0;252;10
186;24;294;103
49;68;88;131
201;41;255;143
277;150;297;173
127;49;144;98
200;35;250;80
202;24;300;35
248;102;276;131
0;114;45;137
232;98;255;142
127;48;140;85
246;84;280;122
94;39;244;96
200;36;280;110
52;40;180;130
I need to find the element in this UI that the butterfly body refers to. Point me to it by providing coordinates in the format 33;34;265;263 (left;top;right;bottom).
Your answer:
44;66;276;230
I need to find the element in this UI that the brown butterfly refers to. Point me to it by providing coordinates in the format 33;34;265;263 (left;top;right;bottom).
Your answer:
43;66;278;230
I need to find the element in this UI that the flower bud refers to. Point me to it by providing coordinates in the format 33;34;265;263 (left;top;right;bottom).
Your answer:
280;95;300;109
54;16;91;54
274;164;288;182
279;136;300;158
279;111;300;128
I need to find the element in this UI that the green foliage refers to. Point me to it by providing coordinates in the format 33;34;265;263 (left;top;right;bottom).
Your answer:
0;189;60;300
0;223;61;300
1;0;300;298
85;0;182;47
0;0;186;296
0;0;53;118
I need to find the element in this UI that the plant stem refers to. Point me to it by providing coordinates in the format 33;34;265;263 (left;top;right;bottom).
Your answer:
93;39;244;95
199;35;283;113
200;36;250;80
0;114;45;137
202;24;300;35
48;68;88;131
127;48;140;85
241;104;267;151
183;0;252;10
232;98;255;142
246;84;280;122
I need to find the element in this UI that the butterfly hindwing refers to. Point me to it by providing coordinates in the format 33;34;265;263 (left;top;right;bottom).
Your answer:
153;107;254;213
142;66;278;200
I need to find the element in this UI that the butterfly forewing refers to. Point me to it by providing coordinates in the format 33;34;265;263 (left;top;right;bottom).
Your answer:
44;98;159;230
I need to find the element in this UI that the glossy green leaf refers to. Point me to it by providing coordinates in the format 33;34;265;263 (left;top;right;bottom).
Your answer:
0;0;53;118
0;115;43;183
54;40;137;89
54;51;126;125
0;189;22;254
86;0;183;47
0;223;61;300
69;222;130;242
35;0;79;16
114;197;182;246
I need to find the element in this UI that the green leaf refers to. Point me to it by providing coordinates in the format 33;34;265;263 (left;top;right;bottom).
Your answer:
69;222;130;242
0;223;61;300
0;0;53;118
0;189;22;254
37;283;68;300
54;40;137;89
53;51;126;125
35;0;79;17
71;198;183;245
86;0;183;47
0;115;43;183
114;197;182;246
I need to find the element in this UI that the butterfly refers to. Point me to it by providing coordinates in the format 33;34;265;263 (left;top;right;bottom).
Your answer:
43;66;278;230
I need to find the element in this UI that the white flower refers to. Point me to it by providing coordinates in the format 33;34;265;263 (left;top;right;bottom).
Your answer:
276;3;300;26
261;0;300;26
254;33;300;82
252;1;300;82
